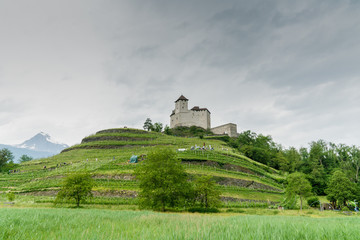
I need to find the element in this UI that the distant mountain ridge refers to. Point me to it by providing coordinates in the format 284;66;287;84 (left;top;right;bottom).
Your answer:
16;132;68;153
0;132;69;162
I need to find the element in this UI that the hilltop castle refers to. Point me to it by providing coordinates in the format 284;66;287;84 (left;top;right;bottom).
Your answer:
170;95;238;137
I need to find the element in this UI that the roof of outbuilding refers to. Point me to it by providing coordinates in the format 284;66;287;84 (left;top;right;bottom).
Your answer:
175;95;189;102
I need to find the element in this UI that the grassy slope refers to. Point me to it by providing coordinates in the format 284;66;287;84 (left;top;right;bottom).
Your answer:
0;128;285;206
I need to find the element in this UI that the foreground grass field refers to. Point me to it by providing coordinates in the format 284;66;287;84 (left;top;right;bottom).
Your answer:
0;208;359;240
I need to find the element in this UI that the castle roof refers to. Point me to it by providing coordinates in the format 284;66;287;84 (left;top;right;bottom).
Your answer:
191;106;211;114
175;95;189;102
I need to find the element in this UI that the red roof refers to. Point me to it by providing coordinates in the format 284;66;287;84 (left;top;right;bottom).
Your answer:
175;95;189;102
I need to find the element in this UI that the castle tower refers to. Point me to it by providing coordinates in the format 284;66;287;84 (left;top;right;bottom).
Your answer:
174;95;189;113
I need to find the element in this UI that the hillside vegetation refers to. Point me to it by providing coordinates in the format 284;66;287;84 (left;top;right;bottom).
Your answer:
0;128;284;208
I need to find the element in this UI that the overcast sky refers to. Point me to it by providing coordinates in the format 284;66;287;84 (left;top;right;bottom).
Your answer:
1;0;360;148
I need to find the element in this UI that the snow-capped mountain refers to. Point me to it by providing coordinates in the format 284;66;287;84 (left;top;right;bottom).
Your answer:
0;132;69;162
17;132;68;153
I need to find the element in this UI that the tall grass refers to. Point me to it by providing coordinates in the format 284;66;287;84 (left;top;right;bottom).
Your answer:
0;208;359;240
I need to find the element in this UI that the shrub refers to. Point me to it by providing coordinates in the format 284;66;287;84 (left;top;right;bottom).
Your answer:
188;207;220;213
6;192;15;202
272;210;280;215
226;208;245;213
342;206;350;211
307;196;320;208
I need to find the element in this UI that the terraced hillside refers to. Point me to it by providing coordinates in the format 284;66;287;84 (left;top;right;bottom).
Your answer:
0;128;285;208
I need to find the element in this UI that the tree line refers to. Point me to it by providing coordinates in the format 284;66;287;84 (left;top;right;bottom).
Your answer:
229;130;360;209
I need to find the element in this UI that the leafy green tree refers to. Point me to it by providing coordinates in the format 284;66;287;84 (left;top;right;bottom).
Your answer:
285;172;312;210
308;165;327;195
143;118;153;131
276;152;289;172
349;146;360;183
19;155;33;163
56;172;94;207
325;170;357;208
153;122;163;132
194;175;221;208
135;147;191;211
164;125;172;135
283;147;301;173
0;148;14;169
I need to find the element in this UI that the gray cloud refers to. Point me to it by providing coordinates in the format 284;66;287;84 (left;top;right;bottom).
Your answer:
0;0;359;148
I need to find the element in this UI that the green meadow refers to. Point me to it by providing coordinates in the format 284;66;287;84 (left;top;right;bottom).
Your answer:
0;208;359;240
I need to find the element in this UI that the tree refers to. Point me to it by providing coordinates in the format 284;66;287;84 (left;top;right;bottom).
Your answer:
153;122;163;132
194;175;220;208
325;170;357;208
349;146;360;183
134;147;191;211
56;172;94;207
0;148;14;169
283;147;301;173
19;155;33;163
143;118;153;131
285;172;312;210
164;125;172;135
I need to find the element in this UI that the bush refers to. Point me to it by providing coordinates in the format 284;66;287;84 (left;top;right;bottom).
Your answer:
272;210;280;215
188;207;220;213
6;192;15;202
226;208;245;213
307;196;320;208
342;206;350;211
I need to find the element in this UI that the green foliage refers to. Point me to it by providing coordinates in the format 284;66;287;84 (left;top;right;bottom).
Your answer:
143;118;153;131
19;155;33;163
153;122;163;132
0;148;14;169
170;126;213;137
188;207;220;213
164;125;172;135
226;208;245;213
285;172;312;210
6;192;15;202
307;196;320;208
56;172;94;207
281;193;298;210
232;130;281;168
342;206;350;211
326;170;357;208
135;147;191;211
193;175;221;208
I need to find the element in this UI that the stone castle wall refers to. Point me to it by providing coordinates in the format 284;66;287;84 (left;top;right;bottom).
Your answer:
211;123;238;138
170;109;210;129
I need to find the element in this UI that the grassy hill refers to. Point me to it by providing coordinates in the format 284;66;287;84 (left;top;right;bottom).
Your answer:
0;128;285;208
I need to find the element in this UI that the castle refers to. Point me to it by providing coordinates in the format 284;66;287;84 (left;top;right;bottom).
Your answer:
170;95;238;137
